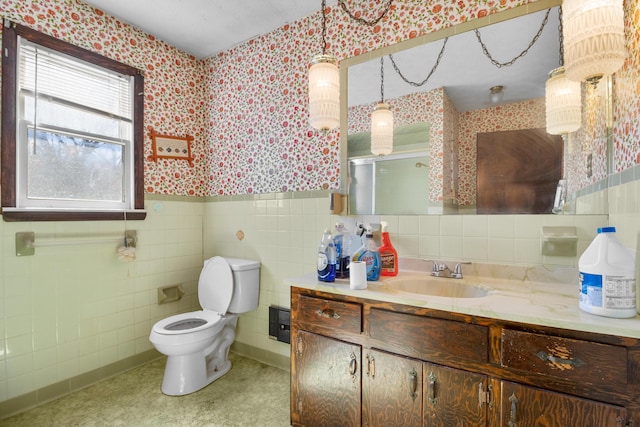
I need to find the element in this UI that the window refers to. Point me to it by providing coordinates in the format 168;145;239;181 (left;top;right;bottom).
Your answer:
1;22;145;221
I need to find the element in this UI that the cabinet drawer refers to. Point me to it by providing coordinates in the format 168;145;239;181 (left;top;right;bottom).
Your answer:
501;329;627;385
369;309;488;363
293;294;362;334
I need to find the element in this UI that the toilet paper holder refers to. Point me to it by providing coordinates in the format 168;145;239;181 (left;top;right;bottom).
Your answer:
158;284;185;304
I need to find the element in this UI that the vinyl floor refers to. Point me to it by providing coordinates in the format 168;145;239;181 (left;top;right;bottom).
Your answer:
0;353;291;427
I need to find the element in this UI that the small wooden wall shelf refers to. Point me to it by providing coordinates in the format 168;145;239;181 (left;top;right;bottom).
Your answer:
150;128;194;166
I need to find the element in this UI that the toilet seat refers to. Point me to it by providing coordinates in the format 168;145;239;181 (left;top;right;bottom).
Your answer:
152;257;234;337
198;256;234;314
152;310;222;336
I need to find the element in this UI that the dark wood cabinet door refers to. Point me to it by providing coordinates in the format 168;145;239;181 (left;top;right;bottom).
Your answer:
499;381;626;427
363;349;422;427
423;362;488;427
291;329;361;427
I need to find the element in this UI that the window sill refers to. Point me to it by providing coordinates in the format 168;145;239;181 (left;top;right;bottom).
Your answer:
1;208;147;222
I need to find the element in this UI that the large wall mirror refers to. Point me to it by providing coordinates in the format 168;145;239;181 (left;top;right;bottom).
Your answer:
340;0;611;216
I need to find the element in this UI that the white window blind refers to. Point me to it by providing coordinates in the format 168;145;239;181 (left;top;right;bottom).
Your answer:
15;36;135;210
19;40;132;121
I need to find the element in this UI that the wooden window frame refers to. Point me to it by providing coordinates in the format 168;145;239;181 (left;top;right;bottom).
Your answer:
1;21;146;221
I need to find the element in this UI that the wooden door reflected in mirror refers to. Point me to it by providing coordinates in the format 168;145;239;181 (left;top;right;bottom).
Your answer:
477;128;563;214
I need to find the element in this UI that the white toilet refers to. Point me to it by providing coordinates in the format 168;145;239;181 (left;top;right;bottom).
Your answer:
149;256;260;396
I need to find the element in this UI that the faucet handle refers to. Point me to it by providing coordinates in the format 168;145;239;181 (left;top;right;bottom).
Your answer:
422;259;442;276
452;262;472;279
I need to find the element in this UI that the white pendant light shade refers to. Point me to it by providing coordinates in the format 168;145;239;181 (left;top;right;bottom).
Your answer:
545;67;582;135
562;0;626;82
309;54;340;131
371;102;393;155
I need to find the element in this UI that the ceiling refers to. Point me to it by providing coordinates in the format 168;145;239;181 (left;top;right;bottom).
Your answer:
83;0;336;59
82;0;559;113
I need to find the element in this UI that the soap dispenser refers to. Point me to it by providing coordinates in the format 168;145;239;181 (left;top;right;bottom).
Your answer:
378;221;398;276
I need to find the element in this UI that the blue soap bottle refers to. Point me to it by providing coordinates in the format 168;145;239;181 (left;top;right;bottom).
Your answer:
317;228;336;282
356;226;381;281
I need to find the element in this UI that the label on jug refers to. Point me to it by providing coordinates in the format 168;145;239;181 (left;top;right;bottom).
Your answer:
580;272;636;310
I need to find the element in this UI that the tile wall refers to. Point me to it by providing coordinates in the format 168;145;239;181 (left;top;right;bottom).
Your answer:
202;192;631;363
2;181;639;413
0;198;204;405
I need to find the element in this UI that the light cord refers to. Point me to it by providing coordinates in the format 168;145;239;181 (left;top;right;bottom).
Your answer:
388;37;448;87
474;8;551;68
558;6;564;66
321;0;327;54
379;57;385;102
337;0;393;27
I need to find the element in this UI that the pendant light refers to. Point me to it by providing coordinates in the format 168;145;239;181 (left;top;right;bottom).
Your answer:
489;86;504;104
309;0;340;131
545;7;581;135
371;57;393;156
546;66;581;134
562;0;626;84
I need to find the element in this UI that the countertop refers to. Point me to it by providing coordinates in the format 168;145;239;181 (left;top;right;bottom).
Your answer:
286;262;640;340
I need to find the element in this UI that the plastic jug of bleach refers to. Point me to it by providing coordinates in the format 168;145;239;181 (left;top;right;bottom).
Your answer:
579;227;636;318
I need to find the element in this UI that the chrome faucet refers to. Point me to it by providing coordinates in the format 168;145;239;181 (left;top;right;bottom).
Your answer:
424;260;471;279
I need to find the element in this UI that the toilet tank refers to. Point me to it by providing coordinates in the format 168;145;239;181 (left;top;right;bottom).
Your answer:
225;257;260;313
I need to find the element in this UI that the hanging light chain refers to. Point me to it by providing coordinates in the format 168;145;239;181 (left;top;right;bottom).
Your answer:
379;56;385;102
337;0;393;27
475;8;551;68
558;6;564;66
321;0;328;54
388;37;448;87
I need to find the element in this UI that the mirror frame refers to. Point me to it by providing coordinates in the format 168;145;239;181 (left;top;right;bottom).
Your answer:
339;0;563;211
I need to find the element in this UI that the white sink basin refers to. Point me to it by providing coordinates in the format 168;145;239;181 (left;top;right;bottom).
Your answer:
383;277;490;298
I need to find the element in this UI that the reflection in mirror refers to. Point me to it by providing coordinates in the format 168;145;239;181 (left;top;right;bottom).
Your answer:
476;128;563;214
348;123;430;214
342;1;609;216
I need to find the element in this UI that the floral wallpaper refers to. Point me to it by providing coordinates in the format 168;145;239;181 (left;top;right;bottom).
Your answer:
442;91;459;205
564;82;609;197
0;0;206;197
200;0;542;196
1;0;638;199
613;0;640;171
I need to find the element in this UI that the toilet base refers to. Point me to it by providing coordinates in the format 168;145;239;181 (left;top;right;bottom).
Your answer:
161;356;232;396
159;320;237;396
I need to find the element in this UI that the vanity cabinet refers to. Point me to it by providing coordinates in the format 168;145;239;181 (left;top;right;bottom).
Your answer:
423;361;489;426
363;349;423;427
290;295;363;427
497;381;626;427
291;330;361;427
290;286;639;427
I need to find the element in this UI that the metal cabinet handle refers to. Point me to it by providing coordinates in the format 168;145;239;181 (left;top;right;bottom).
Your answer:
365;354;370;376
409;369;418;401
349;353;357;377
369;355;375;379
428;372;437;405
477;382;494;409
536;351;585;368
316;309;340;319
508;392;518;427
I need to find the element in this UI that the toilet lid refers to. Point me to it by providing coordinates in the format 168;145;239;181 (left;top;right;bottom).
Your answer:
198;256;233;314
